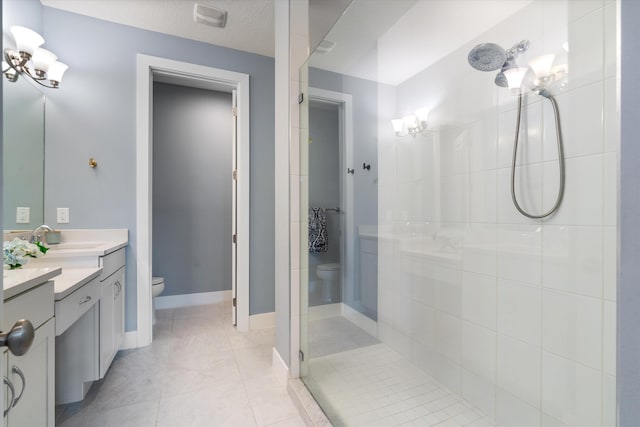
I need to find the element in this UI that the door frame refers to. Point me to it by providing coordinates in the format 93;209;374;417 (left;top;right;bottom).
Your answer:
295;87;353;377
308;87;354;305
136;54;250;347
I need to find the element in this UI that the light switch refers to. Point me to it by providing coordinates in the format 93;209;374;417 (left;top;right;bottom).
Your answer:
16;207;30;224
57;208;70;224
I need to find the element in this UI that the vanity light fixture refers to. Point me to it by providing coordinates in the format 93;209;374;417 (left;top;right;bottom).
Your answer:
2;26;68;88
392;107;430;138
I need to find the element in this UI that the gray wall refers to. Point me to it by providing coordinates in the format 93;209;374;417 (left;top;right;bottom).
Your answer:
308;67;380;317
40;7;275;331
152;83;232;296
619;1;640;424
308;103;341;305
3;0;45;230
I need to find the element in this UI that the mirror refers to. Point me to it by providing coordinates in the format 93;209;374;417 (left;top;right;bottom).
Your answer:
3;76;45;230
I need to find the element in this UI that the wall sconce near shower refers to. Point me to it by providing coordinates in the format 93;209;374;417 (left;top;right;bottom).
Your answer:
391;107;430;138
2;26;69;88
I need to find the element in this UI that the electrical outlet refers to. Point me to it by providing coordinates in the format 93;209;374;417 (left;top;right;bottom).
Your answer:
16;207;30;224
57;207;70;224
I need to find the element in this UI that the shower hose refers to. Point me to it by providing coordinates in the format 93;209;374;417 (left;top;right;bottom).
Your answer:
511;90;566;219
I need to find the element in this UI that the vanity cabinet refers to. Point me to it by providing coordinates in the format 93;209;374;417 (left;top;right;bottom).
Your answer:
98;248;125;379
3;281;55;427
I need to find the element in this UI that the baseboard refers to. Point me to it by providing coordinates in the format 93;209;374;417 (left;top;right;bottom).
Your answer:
120;331;138;350
308;303;342;321
272;347;289;385
342;303;378;337
154;290;232;309
250;311;276;330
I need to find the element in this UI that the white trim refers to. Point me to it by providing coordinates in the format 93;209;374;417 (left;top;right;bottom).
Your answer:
120;331;138;350
154;290;232;310
136;54;251;349
249;311;276;330
308;303;342;321
342;303;378;338
272;347;289;385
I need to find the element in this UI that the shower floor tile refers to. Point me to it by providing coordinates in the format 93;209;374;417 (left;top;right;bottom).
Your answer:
304;343;497;427
308;315;380;358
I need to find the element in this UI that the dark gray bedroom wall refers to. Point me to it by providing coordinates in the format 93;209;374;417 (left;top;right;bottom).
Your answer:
152;83;232;297
40;7;275;331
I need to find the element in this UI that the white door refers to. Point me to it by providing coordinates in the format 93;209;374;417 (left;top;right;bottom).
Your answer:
231;89;238;325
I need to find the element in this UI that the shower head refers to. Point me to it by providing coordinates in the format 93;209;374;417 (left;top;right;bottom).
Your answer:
467;43;507;72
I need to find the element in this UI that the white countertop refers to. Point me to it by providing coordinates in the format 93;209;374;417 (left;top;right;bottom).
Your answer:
3;267;62;300
54;267;103;301
44;241;128;258
3;229;127;301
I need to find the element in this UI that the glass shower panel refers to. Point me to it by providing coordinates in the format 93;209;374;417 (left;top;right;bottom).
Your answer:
300;1;618;426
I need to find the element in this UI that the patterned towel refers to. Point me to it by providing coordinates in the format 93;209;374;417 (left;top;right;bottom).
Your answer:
309;207;328;253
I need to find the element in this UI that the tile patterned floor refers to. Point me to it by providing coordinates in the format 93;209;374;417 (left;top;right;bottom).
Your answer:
308;316;379;358
56;302;304;427
304;341;497;427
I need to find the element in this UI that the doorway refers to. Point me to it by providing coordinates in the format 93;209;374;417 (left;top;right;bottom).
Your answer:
136;55;250;347
151;82;234;321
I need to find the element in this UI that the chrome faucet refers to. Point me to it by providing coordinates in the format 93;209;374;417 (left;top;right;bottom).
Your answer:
29;225;54;244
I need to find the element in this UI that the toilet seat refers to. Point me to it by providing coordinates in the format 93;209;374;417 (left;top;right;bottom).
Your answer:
317;263;340;272
152;277;164;286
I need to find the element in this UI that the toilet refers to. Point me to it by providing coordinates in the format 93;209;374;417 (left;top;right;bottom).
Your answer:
316;263;341;303
152;277;165;325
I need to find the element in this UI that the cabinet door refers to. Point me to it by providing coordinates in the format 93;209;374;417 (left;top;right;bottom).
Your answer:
99;279;115;379
113;268;125;352
99;267;125;379
8;317;55;427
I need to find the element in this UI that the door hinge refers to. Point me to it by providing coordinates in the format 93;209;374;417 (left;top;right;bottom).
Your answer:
232;234;237;244
232;106;237;117
232;297;237;307
298;93;304;104
233;170;237;180
299;350;304;362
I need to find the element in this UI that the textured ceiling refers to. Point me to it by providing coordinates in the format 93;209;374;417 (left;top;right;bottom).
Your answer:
40;0;276;57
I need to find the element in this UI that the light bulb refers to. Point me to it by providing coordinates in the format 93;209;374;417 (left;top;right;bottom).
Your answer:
10;26;44;56
503;67;528;93
32;48;58;75
414;107;429;124
529;54;555;78
403;115;418;128
391;119;404;134
47;61;68;85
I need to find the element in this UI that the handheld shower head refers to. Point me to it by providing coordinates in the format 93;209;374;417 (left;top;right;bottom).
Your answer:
467;43;507;72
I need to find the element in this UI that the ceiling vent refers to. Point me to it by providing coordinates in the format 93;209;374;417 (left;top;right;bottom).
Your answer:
194;3;228;28
315;39;336;54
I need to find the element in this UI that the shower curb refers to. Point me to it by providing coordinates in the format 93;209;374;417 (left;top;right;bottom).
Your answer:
287;378;333;426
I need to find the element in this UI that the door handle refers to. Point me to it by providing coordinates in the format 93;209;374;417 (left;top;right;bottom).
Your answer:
3;377;15;417
11;366;25;408
0;320;34;356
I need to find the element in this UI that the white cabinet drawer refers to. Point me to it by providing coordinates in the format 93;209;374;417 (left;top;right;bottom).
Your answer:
3;281;54;331
99;249;125;280
55;278;100;336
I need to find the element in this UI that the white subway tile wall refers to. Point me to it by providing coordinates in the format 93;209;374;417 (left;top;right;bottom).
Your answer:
373;0;617;425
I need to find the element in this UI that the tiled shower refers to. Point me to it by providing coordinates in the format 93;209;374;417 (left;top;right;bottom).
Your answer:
300;1;618;426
